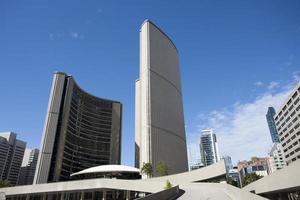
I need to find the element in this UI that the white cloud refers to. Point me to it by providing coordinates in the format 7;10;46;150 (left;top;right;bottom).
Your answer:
70;32;79;39
49;33;55;40
49;31;83;40
187;77;299;165
97;8;102;13
292;71;300;82
254;81;263;86
267;81;280;90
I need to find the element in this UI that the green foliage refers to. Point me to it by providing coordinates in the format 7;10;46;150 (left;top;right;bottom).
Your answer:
164;180;172;189
242;173;263;187
141;162;153;178
0;180;11;188
226;176;239;187
156;161;169;176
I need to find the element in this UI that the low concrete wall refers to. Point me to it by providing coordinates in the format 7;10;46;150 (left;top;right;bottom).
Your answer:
137;186;180;200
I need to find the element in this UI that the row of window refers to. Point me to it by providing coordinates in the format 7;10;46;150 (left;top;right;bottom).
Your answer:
275;88;299;120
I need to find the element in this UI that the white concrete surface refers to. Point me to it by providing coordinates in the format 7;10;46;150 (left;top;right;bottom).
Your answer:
243;160;300;195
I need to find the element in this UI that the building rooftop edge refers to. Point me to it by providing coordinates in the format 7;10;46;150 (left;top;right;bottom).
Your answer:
274;81;300;118
54;71;123;105
141;19;179;54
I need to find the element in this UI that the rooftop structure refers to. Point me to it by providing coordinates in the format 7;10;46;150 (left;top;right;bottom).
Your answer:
71;165;141;180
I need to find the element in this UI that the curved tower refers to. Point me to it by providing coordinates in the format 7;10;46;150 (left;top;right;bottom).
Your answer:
135;20;188;176
34;72;122;183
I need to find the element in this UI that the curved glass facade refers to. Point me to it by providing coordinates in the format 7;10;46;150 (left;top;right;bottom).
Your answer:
35;72;122;183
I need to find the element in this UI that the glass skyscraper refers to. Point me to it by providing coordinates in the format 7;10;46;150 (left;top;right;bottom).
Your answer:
266;107;280;143
200;129;220;166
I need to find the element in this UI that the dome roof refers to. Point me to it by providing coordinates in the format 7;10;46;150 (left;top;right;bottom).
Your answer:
71;165;140;176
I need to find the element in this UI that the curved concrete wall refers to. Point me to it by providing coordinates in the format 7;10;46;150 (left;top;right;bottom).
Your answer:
34;72;122;184
135;20;188;175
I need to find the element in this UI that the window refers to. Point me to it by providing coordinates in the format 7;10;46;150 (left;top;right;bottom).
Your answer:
294;97;299;105
292;91;298;99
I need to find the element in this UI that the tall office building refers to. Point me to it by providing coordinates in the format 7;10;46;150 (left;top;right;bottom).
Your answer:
17;149;39;185
266;107;280;143
268;143;286;173
0;132;26;185
34;72;122;184
135;20;188;176
200;129;220;166
222;155;233;172
274;82;300;165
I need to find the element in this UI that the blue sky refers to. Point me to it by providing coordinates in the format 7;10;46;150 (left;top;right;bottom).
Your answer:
1;0;300;166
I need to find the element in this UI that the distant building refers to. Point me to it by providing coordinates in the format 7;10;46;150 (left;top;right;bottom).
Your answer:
274;82;300;165
17;149;39;185
268;143;286;173
0;132;26;185
200;129;220;166
266;107;280;143
237;157;270;186
228;167;241;188
189;161;204;171
222;155;233;172
34;72;122;184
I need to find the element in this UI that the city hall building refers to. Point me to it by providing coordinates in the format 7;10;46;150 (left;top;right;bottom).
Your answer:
34;72;122;184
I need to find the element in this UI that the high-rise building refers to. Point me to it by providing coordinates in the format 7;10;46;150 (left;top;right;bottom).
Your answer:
200;129;220;166
17;148;39;185
34;72;122;184
228;167;241;188
266;107;280;143
0;132;26;185
222;155;233;172
274;82;300;165
135;20;188;176
268;143;286;174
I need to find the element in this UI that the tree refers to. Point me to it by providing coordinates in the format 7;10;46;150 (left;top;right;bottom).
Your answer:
141;163;153;178
164;180;172;189
242;173;263;187
156;161;169;176
226;176;238;187
0;180;11;188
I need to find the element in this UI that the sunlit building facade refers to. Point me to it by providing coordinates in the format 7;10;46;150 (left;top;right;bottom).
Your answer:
0;132;26;185
34;72;122;184
274;82;300;165
135;20;188;176
200;129;220;166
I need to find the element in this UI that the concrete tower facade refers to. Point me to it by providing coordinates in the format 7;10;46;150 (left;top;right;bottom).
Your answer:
135;20;188;176
17;148;39;185
274;82;300;165
34;72;122;184
0;132;26;185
